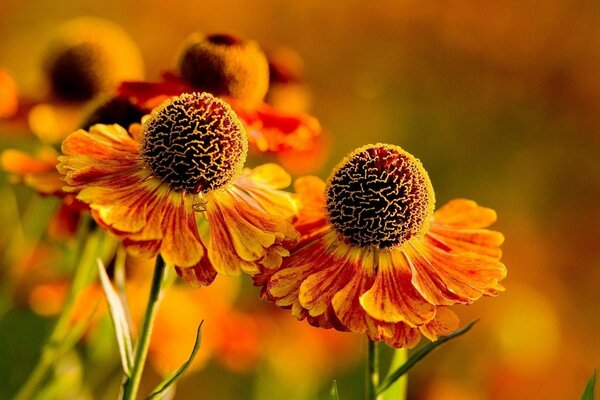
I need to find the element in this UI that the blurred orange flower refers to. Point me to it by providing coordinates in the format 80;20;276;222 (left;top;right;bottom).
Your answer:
256;144;506;348
115;32;322;158
58;92;298;286
1;147;87;239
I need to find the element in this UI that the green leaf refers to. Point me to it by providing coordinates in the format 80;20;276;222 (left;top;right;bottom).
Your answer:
146;321;204;399
376;320;479;396
329;380;340;400
581;370;597;400
97;259;134;376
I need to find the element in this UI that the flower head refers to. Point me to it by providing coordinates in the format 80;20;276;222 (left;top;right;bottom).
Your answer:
141;92;247;193
256;144;506;348
59;92;298;285
43;17;144;101
178;33;269;105
115;33;322;160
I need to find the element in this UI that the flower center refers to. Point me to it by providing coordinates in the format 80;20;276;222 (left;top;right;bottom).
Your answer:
326;144;435;249
47;43;107;101
141;92;248;194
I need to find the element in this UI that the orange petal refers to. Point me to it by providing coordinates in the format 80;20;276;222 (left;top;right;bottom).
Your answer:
427;224;504;259
175;253;217;287
405;239;507;306
331;248;376;334
360;250;435;326
1;148;57;174
366;320;422;349
206;188;298;276
246;163;291;189
299;247;356;317
159;194;205;267
419;307;460;341
432;199;497;228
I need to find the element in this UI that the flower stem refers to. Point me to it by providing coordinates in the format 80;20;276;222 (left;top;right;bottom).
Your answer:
366;338;381;400
14;228;110;400
383;348;408;400
121;255;166;400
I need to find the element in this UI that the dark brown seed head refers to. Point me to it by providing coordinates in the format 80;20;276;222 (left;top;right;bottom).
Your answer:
43;17;144;101
81;96;145;129
141;92;248;194
326;144;435;249
177;33;269;104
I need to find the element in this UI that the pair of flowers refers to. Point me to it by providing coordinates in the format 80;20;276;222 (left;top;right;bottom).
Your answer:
59;90;506;349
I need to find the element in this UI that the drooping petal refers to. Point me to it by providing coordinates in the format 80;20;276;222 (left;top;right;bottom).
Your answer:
360;249;435;326
427;224;504;259
419;307;460;341
331;248;376;334
175;252;217;287
204;166;299;277
299;245;357;317
405;239;507;306
1;148;64;195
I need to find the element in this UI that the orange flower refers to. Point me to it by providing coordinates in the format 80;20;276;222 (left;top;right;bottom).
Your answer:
256;144;506;348
116;32;321;157
1;147;86;238
58;92;298;285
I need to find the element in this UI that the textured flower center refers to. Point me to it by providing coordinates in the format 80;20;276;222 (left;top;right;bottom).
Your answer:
141;92;248;194
326;144;435;249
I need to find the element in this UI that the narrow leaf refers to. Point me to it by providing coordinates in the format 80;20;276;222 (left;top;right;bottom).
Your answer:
377;320;479;396
581;370;597;400
146;321;204;399
329;380;340;400
97;259;134;376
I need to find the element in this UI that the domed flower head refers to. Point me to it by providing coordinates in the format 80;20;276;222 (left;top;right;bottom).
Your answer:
58;92;298;285
116;32;321;158
256;144;506;348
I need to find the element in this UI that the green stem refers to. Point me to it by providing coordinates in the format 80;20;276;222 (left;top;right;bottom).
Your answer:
121;255;166;400
367;339;381;400
382;348;408;400
14;228;110;400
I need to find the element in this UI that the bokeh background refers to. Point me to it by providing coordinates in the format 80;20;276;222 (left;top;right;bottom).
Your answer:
1;1;599;399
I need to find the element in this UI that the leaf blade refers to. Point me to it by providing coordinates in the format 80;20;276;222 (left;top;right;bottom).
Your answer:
97;258;134;376
146;321;204;399
581;370;597;400
329;380;340;400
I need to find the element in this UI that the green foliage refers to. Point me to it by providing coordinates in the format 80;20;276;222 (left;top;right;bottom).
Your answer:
581;370;597;400
97;259;134;376
376;320;479;396
146;321;204;399
329;380;340;400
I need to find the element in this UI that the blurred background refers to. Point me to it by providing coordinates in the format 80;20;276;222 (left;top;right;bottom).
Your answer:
1;1;599;399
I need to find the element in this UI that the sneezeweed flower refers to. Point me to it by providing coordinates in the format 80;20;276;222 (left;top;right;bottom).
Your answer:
58;92;298;285
43;17;144;102
2;94;151;239
117;32;321;157
1;147;86;238
257;144;506;348
28;17;144;143
178;33;269;105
